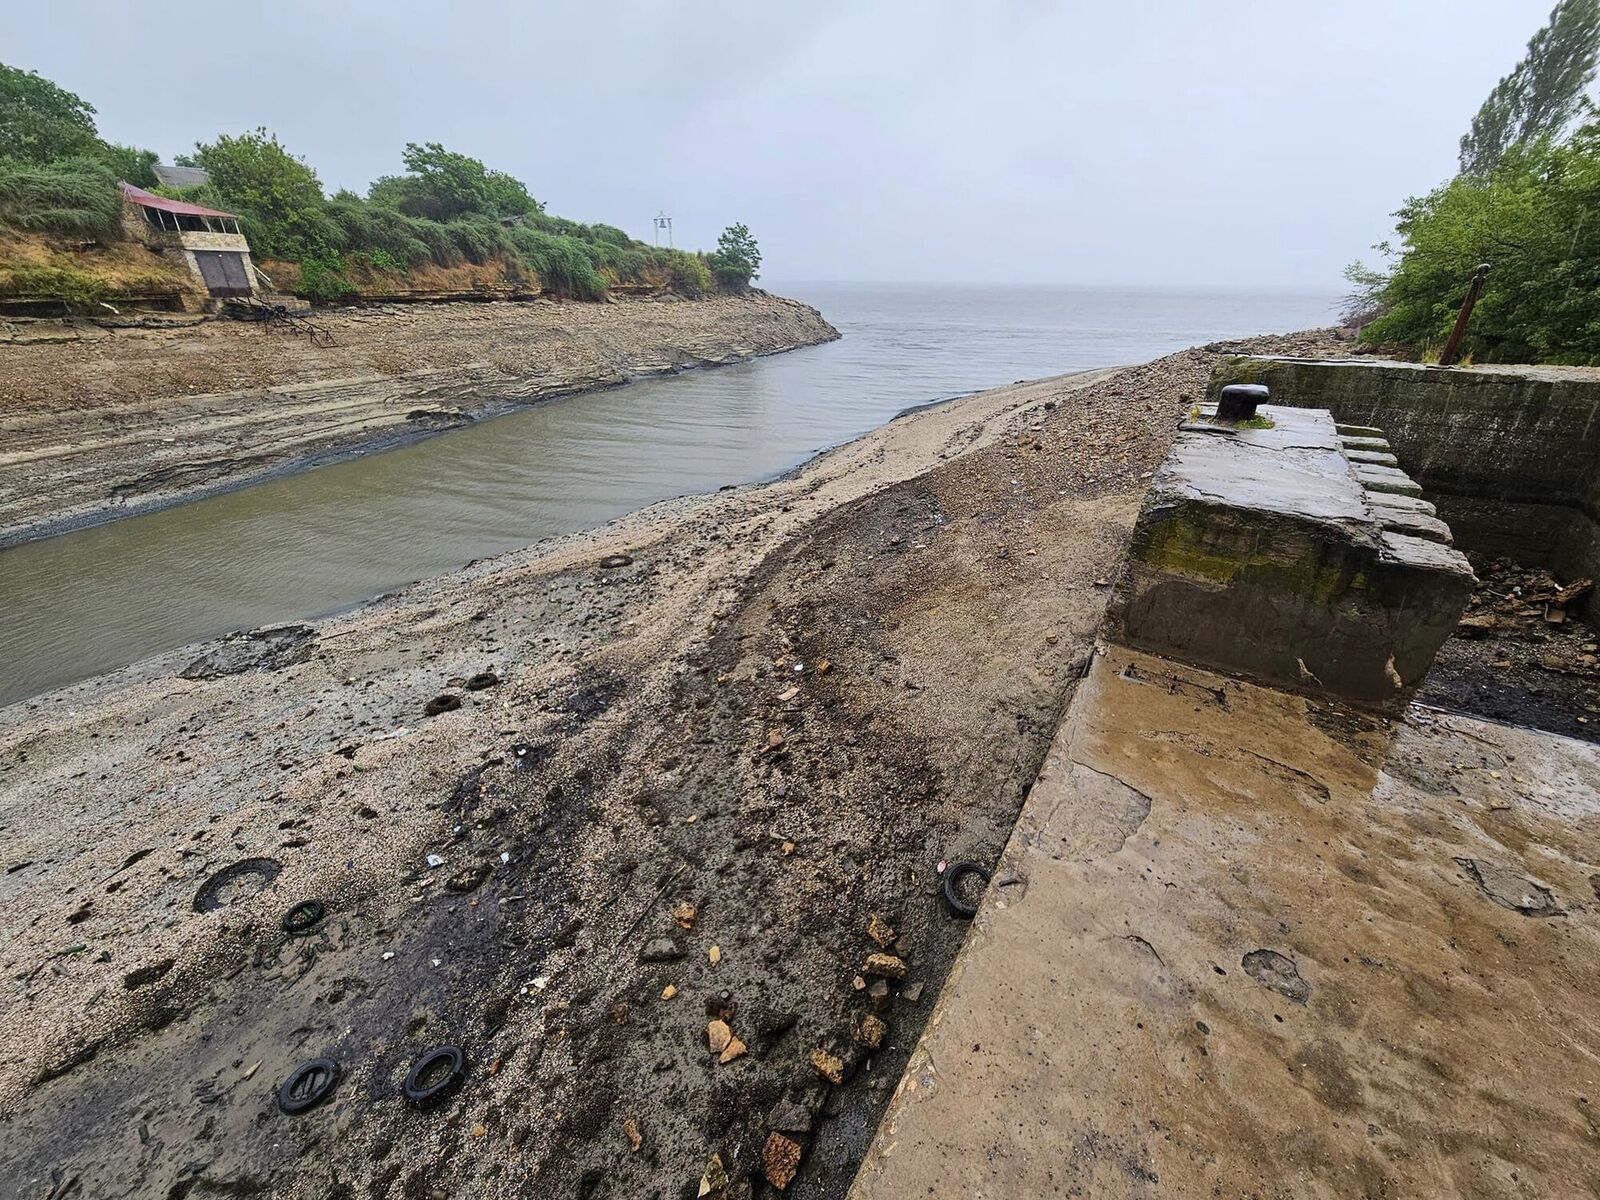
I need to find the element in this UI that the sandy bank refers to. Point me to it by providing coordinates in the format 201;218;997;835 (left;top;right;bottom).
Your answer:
0;291;838;547
0;328;1344;1198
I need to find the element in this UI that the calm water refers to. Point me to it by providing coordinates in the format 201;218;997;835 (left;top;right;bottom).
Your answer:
0;283;1337;707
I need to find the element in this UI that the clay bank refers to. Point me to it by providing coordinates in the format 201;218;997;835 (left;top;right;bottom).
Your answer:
0;290;839;547
6;336;1600;1198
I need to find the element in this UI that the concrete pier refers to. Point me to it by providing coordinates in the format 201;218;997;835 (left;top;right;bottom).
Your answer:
1105;404;1473;711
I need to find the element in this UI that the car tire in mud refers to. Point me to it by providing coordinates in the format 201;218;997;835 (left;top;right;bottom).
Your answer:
277;1058;341;1115
942;861;992;919
404;1045;467;1109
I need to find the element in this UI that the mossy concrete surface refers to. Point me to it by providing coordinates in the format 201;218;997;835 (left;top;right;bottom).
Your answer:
1106;405;1473;711
1210;357;1600;615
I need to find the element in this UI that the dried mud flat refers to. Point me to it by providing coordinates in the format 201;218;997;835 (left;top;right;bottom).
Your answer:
1;330;1344;1200
0;292;838;546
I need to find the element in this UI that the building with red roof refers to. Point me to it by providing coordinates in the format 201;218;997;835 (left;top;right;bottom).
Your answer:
119;180;259;304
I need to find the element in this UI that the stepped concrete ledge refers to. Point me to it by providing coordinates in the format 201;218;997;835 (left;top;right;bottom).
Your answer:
1105;404;1473;711
849;645;1600;1199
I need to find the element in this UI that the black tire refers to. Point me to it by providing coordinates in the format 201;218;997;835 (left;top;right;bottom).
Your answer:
191;857;281;914
280;899;325;935
277;1058;340;1115
942;861;992;919
598;553;634;569
464;672;499;691
404;1046;467;1109
424;694;461;716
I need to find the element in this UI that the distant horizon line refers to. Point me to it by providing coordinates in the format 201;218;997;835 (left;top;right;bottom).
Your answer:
762;279;1344;294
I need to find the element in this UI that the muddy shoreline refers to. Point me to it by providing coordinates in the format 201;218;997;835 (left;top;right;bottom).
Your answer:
0;291;839;549
0;329;1346;1199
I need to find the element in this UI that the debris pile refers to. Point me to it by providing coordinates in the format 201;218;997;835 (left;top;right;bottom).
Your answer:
1423;556;1600;738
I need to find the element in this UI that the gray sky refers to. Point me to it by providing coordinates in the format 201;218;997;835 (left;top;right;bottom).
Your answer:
1;0;1566;287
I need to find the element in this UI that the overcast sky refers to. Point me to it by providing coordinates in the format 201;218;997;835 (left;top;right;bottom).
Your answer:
0;0;1570;287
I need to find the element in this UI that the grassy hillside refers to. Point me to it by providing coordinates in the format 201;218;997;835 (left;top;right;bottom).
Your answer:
0;63;758;309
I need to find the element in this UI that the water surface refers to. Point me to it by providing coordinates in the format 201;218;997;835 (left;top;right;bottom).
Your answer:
0;283;1338;706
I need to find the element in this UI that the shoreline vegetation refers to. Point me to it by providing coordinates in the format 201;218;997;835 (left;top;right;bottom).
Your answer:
0;62;763;309
1347;0;1600;364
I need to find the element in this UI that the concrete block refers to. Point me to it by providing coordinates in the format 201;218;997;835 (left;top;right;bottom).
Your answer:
1346;449;1399;467
1342;435;1392;452
1354;464;1423;496
1107;405;1473;711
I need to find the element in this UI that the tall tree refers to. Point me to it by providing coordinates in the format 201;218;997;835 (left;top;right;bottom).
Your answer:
1459;0;1600;177
710;223;761;289
0;63;101;163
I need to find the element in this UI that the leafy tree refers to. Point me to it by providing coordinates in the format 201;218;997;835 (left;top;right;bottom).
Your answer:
1363;120;1600;363
369;142;541;222
0;63;101;163
710;222;761;289
180;129;329;258
1459;0;1600;177
98;143;159;189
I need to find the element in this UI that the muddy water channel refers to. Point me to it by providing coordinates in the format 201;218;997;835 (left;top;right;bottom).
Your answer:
0;283;1337;706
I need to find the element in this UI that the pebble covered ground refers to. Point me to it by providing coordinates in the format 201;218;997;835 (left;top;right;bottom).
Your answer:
0;329;1348;1199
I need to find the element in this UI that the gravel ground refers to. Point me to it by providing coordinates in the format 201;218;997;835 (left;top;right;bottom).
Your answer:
0;328;1346;1200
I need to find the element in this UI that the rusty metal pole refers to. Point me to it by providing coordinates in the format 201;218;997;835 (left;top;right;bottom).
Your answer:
1439;263;1490;366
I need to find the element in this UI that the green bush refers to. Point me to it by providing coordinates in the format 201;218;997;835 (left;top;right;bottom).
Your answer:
666;249;713;295
297;249;355;302
1361;118;1600;363
0;156;121;238
445;215;509;264
507;226;608;299
710;222;761;290
3;263;107;304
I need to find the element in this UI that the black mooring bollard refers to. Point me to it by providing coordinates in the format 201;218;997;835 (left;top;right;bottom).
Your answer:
1216;383;1268;422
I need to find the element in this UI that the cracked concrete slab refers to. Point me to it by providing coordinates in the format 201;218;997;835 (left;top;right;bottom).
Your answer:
850;644;1600;1200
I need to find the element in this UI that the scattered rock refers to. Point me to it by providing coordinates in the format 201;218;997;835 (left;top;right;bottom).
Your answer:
1241;949;1311;1003
178;624;315;680
851;1012;887;1049
1454;857;1563;916
866;979;891;1009
661;984;678;1001
640;937;684;962
719;1036;747;1064
809;1048;846;1084
445;862;492;894
862;952;907;979
866;913;895;947
697;1153;727;1198
674;901;697;929
707;1019;732;1054
762;1132;804;1191
708;944;722;965
622;1117;642;1152
767;1098;813;1135
901;981;925;1003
